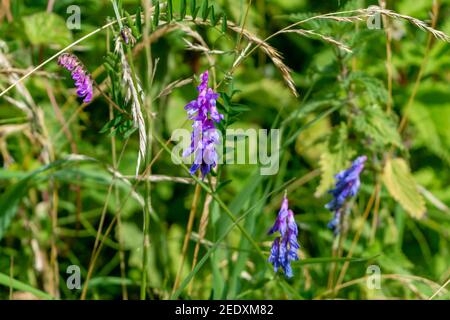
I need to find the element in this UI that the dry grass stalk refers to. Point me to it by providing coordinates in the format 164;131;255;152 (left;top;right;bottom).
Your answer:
0;0;13;23
226;21;299;98
281;29;352;53
0;68;59;78
373;8;450;42
114;38;147;176
123;174;195;185
297;7;450;43
0;49;36;120
182;38;227;55
156;77;193;100
132;24;178;56
320;15;365;23
177;23;217;83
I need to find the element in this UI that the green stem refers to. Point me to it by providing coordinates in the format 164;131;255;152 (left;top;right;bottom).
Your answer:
140;0;155;300
112;0;153;300
154;134;266;261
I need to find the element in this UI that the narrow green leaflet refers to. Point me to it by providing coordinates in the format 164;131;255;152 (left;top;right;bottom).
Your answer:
153;1;160;26
180;0;187;20
167;0;173;20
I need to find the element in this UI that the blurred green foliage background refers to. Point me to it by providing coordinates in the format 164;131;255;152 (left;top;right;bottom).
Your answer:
0;0;449;300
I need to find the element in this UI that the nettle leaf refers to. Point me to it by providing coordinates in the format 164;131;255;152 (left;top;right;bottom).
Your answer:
353;105;403;149
316;153;340;198
23;12;72;47
383;158;426;219
347;72;388;104
295;114;330;163
315;124;355;197
409;102;450;166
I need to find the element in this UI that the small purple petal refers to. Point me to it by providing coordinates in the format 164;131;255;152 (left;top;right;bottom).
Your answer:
325;156;367;235
58;53;93;104
183;70;223;178
268;195;300;278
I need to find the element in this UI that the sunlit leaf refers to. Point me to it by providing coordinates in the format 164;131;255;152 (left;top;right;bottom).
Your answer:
383;158;426;219
23;12;72;46
315;124;354;197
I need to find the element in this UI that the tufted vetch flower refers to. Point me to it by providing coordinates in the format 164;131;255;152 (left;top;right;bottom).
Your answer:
58;53;93;103
268;194;300;278
325;155;367;235
183;71;224;178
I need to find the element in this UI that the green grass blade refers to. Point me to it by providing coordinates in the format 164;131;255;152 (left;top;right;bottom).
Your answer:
0;272;55;300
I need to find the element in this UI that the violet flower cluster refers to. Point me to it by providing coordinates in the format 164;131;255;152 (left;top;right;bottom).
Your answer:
268;194;300;278
183;71;224;178
326;155;367;235
58;53;93;103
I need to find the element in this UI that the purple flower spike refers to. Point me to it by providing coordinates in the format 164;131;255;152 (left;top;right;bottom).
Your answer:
327;210;341;235
183;71;223;178
268;194;300;278
58;53;93;103
325;155;367;235
268;237;281;273
268;195;289;235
